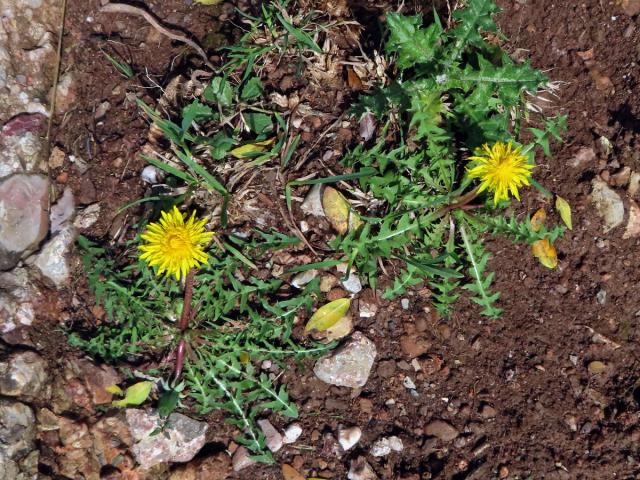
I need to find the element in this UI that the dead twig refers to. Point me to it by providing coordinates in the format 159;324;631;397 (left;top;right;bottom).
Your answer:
100;2;214;70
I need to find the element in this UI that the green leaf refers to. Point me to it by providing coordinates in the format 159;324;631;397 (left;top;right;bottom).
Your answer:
305;298;351;333
209;132;236;160
245;112;273;135
181;101;215;132
386;13;443;69
205;77;234;107
241;77;263;101
275;12;322;53
157;389;180;418
112;381;153;407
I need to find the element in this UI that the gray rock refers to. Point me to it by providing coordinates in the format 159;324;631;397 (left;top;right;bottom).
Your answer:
31;224;76;288
232;446;256;472
257;419;283;453
141;165;164;184
126;409;208;469
348;456;378;480
300;184;324;217
337;264;362;294
0;174;49;270
0;268;39;339
370;436;403;457
424;420;459;441
314;332;376;388
0;351;48;401
0;125;46;178
74;203;101;230
291;269;318;288
0;400;36;460
49;188;75;234
591;179;624;232
0;450;19;480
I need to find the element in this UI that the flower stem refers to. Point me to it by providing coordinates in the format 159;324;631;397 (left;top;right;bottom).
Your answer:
174;269;195;380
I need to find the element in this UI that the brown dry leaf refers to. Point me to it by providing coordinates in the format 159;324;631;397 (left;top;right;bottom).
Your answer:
531;238;558;269
576;49;594;61
282;464;305;480
346;66;364;90
530;208;547;232
322;186;350;234
589;68;614;92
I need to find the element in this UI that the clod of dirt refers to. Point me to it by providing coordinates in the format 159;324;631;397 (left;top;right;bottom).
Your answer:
590;178;624;232
424;420;459;441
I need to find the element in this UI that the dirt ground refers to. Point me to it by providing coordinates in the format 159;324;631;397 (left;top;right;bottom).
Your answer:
45;0;640;478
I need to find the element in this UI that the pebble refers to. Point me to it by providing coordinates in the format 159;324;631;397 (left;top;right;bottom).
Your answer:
74;203;101;230
591;178;624;232
370;436;403;457
338;426;361;451
31;224;76;288
257;419;283;452
623;200;640;239
313;332;377;388
348;456;379;480
596;289;607;305
232;446;256;472
400;298;410;310
588;361;607;375
49;188;75;234
140;165;164;184
320;274;338;292
358;298;378;318
569;147;596;168
424;420;459;441
337;264;362;294
283;423;302;444
479;404;497;419
402;376;416;390
291;269;319;288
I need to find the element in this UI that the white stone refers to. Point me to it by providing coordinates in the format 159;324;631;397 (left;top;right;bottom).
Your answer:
314;332;376;388
32;225;76;288
257;419;283;453
338;426;361;451
300;184;324;217
282;423;302;444
591;178;624;232
370;436;403;457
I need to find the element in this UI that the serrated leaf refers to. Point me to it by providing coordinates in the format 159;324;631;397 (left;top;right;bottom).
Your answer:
322;186;350;235
555;196;572;230
241;77;263;101
530;208;546;232
157;389;180;418
112;381;153;407
229;138;275;158
245;112;273;134
304;298;351;333
204;77;234;107
531;238;558;269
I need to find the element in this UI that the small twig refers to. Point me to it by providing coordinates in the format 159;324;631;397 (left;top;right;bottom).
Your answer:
100;2;214;70
174;269;195;380
45;0;68;157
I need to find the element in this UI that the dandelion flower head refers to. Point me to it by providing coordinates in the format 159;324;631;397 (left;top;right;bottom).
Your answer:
139;206;213;280
466;141;534;205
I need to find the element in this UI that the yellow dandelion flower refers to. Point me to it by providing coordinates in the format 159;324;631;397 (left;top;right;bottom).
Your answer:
139;206;213;281
466;141;534;205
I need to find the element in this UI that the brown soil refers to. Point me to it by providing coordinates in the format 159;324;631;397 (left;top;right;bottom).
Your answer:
44;0;640;479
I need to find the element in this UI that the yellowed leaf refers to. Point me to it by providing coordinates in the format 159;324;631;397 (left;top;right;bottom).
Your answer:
105;384;124;396
555;195;573;230
305;297;351;333
112;381;153;408
282;464;305;480
322;186;350;235
194;0;224;4
531;239;558;269
229;138;275;159
323;314;353;342
530;208;547;232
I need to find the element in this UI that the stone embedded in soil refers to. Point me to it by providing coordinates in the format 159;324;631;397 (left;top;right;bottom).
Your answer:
50;188;75;234
126;409;208;469
300;184;324;217
623;199;640;239
0;268;38;338
370;436;403;457
0;120;46;178
232;446;257;472
424;420;459;441
74;203;101;230
338;426;361;451
30;224;76;288
348;456;379;480
283;423;303;444
291;269;319;288
337;263;362;294
313;332;377;388
0;399;36;460
591;178;624;232
257;419;283;452
569;147;596;168
0;351;49;401
0;174;49;270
